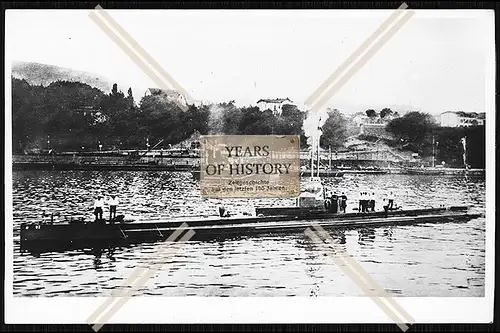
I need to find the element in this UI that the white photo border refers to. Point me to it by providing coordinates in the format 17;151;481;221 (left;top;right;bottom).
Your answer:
4;8;495;325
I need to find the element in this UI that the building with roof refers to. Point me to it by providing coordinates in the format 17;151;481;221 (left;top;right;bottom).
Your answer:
440;111;485;127
256;98;293;115
352;112;371;126
351;110;400;127
72;106;101;117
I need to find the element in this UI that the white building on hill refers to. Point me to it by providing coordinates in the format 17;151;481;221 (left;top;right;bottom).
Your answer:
440;111;485;127
351;111;400;127
352;112;371;126
256;98;294;115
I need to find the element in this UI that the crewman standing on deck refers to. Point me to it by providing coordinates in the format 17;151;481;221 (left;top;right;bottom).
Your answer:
93;195;105;221
218;205;225;217
387;191;395;210
218;204;231;217
365;192;370;211
324;193;332;211
340;192;347;213
108;194;119;221
365;192;370;212
331;192;339;213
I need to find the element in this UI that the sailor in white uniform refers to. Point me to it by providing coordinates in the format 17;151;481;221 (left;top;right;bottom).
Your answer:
108;195;119;221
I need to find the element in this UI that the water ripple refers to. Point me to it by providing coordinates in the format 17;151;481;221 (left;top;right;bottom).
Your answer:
12;171;485;297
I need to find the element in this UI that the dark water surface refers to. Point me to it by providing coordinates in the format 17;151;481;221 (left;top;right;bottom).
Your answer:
12;171;485;297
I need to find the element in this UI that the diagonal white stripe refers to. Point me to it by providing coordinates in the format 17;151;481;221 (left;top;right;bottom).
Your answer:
305;228;410;331
310;9;414;114
93;5;194;105
90;229;195;331
312;223;415;325
89;8;189;111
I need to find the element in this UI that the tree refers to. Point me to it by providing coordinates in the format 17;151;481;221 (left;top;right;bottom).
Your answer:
387;111;438;154
203;101;239;135
183;104;210;135
138;94;186;145
380;108;393;119
12;78;38;152
320;108;348;149
11;77;106;151
98;83;138;146
221;104;243;135
276;104;306;135
432;126;485;168
365;109;377;118
238;107;277;135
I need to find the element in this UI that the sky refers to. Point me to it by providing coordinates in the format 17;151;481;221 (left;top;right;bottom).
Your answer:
5;9;495;115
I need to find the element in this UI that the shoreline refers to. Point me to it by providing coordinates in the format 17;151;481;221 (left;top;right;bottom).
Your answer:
11;154;485;176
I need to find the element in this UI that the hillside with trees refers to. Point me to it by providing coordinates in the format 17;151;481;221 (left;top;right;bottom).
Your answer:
12;61;116;95
386;111;485;168
12;76;484;168
11;77;352;153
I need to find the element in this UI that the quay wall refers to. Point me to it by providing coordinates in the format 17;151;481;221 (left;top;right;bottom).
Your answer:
12;154;402;170
12;154;198;166
12;154;484;176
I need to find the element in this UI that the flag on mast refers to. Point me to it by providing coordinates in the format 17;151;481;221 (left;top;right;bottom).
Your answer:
315;117;323;178
460;137;468;170
460;137;467;150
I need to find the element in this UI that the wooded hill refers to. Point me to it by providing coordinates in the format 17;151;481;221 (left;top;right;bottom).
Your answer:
11;77;485;168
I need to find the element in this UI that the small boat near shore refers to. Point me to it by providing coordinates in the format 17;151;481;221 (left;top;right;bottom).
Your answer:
20;205;481;252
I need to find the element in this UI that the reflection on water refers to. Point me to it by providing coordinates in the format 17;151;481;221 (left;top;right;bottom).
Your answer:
331;229;347;245
382;227;394;241
12;171;485;297
358;228;376;246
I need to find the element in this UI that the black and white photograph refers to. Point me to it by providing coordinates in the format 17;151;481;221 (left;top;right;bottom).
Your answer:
4;5;495;327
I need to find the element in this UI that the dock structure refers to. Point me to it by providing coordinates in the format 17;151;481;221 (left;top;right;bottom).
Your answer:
13;145;484;176
12;153;199;171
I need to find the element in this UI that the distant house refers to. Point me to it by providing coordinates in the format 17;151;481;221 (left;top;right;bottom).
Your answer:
256;98;293;115
193;100;210;107
145;88;189;108
73;106;100;117
71;106;106;123
352;110;400;127
440;111;485;127
352;112;371;127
